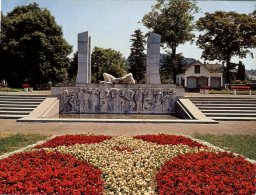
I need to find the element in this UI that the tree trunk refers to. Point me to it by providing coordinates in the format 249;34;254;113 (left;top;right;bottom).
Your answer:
171;47;177;84
226;56;231;85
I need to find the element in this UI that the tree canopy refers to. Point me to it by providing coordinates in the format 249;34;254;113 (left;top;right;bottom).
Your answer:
142;0;199;83
127;29;146;84
196;11;256;83
91;47;127;82
0;3;72;87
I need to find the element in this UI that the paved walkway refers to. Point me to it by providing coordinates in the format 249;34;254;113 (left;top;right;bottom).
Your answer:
0;91;255;136
0;119;255;136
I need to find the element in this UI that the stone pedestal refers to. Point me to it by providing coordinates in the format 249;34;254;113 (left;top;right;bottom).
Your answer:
53;84;184;114
76;31;91;85
146;32;161;84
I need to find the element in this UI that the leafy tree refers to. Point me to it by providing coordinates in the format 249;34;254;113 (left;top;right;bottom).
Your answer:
160;53;184;83
236;61;246;81
67;51;78;82
0;3;72;87
142;0;199;83
196;11;256;84
127;29;146;83
91;47;127;82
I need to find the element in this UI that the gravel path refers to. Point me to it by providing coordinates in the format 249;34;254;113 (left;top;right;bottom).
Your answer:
0;119;255;136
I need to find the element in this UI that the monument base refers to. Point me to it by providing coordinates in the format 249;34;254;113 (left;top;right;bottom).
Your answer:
52;84;184;115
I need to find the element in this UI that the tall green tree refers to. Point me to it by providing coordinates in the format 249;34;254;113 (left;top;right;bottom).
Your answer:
67;51;78;82
236;61;246;81
127;29;146;83
0;3;72;87
160;53;184;83
91;47;127;82
196;11;256;84
142;0;199;83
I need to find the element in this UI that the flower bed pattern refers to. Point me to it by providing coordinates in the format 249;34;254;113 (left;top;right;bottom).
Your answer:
0;150;104;194
0;134;255;194
134;134;206;148
157;151;256;194
36;134;112;148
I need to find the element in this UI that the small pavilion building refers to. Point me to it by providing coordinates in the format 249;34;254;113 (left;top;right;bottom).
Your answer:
176;61;223;90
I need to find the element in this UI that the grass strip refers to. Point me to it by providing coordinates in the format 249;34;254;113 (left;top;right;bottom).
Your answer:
193;134;256;160
0;134;49;155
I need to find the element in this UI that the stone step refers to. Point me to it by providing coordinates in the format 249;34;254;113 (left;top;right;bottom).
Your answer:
0;110;31;115
194;104;256;107
201;110;256;113
210;117;256;121
186;95;256;100
0;99;44;102
0;101;41;105
191;100;256;103
0;94;47;98
0;107;34;111
198;107;256;110
205;113;256;117
189;97;256;100
0;114;26;119
0;104;38;108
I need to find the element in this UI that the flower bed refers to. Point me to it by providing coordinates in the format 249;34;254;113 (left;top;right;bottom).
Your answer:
0;150;104;194
0;134;255;194
36;134;112;148
134;134;206;148
156;151;256;194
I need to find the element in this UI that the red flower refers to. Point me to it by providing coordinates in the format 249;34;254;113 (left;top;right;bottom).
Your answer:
0;150;104;194
36;134;112;148
156;151;256;194
134;134;206;148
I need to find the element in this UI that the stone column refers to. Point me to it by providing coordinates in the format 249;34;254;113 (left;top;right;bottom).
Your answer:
208;77;211;87
76;31;91;85
88;36;91;83
185;77;188;87
146;32;161;84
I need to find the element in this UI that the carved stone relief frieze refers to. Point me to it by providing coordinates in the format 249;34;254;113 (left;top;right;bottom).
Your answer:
60;85;177;114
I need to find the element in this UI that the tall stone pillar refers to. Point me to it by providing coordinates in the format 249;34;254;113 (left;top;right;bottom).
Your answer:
146;32;161;84
76;31;91;85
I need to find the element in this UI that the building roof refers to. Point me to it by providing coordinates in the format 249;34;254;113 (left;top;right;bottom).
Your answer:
181;62;223;73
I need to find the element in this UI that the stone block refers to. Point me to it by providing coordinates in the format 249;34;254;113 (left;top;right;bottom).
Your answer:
146;32;161;84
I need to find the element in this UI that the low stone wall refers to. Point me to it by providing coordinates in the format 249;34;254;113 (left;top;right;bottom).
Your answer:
52;84;184;114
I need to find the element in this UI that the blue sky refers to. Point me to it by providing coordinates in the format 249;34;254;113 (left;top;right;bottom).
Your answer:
1;0;256;69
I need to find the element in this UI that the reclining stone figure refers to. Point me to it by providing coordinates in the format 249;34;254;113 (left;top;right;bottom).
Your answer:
101;73;136;84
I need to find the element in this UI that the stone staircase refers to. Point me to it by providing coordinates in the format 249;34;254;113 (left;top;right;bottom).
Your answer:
0;94;47;119
188;96;256;121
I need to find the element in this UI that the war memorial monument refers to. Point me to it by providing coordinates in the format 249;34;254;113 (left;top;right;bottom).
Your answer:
52;31;184;116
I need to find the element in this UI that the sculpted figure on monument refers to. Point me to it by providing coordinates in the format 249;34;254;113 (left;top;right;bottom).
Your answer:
110;88;121;112
162;89;176;112
77;88;84;112
82;88;91;112
123;89;135;112
70;93;78;112
61;90;71;112
135;89;144;112
154;89;163;112
143;88;154;111
101;73;136;84
99;89;110;112
88;88;99;112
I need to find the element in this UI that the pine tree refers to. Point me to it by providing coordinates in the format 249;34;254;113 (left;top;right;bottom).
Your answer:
128;29;146;83
236;61;246;81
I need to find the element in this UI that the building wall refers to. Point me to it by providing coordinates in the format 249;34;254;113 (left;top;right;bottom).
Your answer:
185;65;210;78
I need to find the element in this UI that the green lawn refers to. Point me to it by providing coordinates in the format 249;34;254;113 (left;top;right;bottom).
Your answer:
0;87;23;92
193;134;256;160
0;134;48;155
